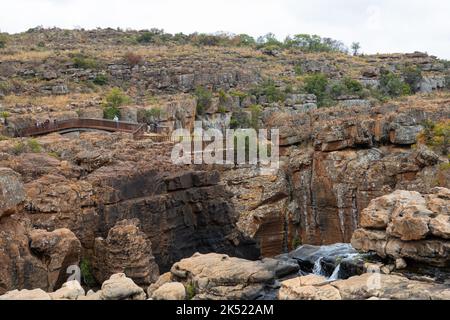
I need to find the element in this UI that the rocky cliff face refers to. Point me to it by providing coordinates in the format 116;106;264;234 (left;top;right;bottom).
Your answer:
352;188;449;267
0;132;259;294
219;97;449;256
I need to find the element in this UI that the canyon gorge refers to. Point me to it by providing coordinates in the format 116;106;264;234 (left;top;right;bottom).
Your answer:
0;28;448;300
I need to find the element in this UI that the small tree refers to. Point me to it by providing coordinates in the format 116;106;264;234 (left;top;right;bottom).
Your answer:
194;86;213;116
402;66;423;93
379;71;411;97
351;42;361;56
304;73;330;107
102;88;131;120
0;111;10;125
124;52;143;67
417;120;450;156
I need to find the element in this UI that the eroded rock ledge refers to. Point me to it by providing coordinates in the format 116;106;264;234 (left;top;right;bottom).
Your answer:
351;188;450;267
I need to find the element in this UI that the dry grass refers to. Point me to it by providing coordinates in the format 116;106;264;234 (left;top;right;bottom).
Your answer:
2;93;99;109
0;50;55;62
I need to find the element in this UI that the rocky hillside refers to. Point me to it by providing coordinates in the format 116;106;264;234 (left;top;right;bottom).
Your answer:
0;28;449;299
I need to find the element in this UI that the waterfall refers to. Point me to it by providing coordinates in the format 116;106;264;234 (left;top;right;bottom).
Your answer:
312;257;324;275
328;264;341;281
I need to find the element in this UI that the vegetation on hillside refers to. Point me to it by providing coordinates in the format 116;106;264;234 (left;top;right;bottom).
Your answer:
102;88;131;119
418;120;450;156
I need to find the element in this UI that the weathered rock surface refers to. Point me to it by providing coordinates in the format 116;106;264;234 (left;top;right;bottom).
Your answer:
151;282;186;300
0;288;52;300
99;273;146;300
352;188;450;267
0;274;145;300
29;228;81;291
0;168;25;218
221;167;289;257
0;133;260;294
279;273;450;300
49;280;85;300
93;219;160;286
168;253;276;300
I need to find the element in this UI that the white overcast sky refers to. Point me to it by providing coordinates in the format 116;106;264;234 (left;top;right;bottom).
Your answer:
1;0;449;59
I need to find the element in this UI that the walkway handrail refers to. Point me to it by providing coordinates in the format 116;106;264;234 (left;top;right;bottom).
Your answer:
17;118;146;138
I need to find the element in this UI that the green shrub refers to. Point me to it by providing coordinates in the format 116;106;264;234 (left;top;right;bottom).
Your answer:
93;74;108;86
194;86;213;116
235;34;256;47
1;111;10;124
27;138;42;153
217;106;227;114
257;33;283;49
292;236;302;249
303;73;330;107
0;34;9;48
284;34;346;53
102;88;131;119
379;71;411;97
249;104;262;130
145;108;162;119
80;258;97;287
417;120;450;156
12;141;26;155
47;151;60;159
229;89;248;99
330;81;347;99
294;64;303;76
401;66;423;93
230;110;251;129
185;283;196;300
72;54;99;69
136;29;164;44
343;77;363;95
445;75;450;90
103;106;120;120
330;77;363;98
250;79;285;103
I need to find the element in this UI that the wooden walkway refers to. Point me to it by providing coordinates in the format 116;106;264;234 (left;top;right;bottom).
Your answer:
16;118;146;139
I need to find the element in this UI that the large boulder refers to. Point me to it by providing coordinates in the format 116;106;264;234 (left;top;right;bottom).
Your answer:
29;228;82;291
169;253;276;300
0;288;51;300
278;273;450;300
49;280;85;300
278;275;341;300
93;219;160;286
151;282;186;300
99;273;146;300
0;167;25;218
352;188;450;267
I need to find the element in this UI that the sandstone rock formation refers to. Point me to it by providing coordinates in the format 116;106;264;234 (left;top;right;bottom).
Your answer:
150;282;186;300
351;188;450;267
147;253;278;300
0;274;145;300
29;228;81;291
98;273;146;300
0;167;25;218
0;288;52;300
279;273;450;300
93;219;160;286
0;133;259;294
